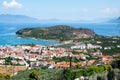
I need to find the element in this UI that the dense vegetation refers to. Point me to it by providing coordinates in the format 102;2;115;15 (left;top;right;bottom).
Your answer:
53;56;81;63
0;74;11;80
11;56;120;80
12;68;63;80
16;25;96;41
86;36;120;55
12;65;120;80
57;36;120;55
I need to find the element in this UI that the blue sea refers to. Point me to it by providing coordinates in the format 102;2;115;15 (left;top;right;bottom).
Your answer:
0;23;120;46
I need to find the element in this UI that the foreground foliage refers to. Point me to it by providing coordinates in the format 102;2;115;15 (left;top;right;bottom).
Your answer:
0;74;11;80
12;64;117;80
12;68;63;80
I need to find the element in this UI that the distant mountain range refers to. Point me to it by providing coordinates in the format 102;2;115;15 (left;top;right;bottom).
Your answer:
109;17;120;23
0;14;40;23
0;14;119;23
0;14;82;23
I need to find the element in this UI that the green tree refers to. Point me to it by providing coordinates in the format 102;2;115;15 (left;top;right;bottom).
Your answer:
4;74;11;80
107;70;115;80
29;69;40;80
63;68;76;80
104;65;112;71
0;74;11;80
0;73;5;80
112;59;120;69
5;57;13;65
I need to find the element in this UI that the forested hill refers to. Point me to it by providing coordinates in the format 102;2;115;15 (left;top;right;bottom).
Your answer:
16;25;96;41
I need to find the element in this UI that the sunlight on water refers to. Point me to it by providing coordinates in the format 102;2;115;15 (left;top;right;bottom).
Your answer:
0;23;120;46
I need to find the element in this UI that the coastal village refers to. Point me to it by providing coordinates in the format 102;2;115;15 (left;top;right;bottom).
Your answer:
0;0;120;79
0;40;119;76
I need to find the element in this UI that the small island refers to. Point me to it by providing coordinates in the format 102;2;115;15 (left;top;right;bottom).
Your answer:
16;25;96;41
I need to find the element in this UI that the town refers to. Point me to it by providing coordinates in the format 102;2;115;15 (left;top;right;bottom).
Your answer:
0;41;119;76
0;35;120;80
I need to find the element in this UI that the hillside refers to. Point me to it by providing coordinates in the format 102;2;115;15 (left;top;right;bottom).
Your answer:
0;14;40;23
109;16;120;23
16;25;96;41
116;17;120;22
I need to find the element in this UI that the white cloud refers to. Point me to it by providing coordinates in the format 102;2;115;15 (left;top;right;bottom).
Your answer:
102;8;120;15
3;0;23;8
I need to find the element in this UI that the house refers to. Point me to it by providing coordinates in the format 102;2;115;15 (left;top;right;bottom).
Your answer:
47;61;55;66
101;55;112;64
15;52;23;59
77;61;86;67
55;61;70;68
0;60;5;64
0;54;4;58
79;54;86;60
63;40;73;44
18;61;25;65
21;46;31;50
71;43;86;50
30;62;39;67
12;60;17;64
87;44;102;49
104;47;111;50
30;45;42;54
29;54;39;61
47;61;55;69
48;65;55;69
117;45;120;48
87;60;96;66
90;51;102;57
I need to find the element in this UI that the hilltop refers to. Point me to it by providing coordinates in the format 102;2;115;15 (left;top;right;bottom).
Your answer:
16;25;96;41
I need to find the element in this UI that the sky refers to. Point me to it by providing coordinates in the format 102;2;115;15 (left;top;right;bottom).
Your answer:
0;0;120;20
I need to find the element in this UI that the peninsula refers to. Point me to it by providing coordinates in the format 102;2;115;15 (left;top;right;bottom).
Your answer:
16;25;96;41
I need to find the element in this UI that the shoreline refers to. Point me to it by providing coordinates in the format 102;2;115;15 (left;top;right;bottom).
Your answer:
16;36;60;42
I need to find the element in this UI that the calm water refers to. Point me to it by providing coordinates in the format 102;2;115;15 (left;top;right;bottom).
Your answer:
0;23;120;46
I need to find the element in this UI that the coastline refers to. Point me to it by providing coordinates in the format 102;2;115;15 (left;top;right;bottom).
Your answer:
16;35;60;42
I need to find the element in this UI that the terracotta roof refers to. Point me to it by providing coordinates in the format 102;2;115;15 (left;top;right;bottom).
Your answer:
77;61;86;67
47;61;55;65
102;59;111;63
87;60;96;66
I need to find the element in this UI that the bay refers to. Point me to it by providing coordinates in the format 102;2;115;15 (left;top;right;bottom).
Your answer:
0;23;120;46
